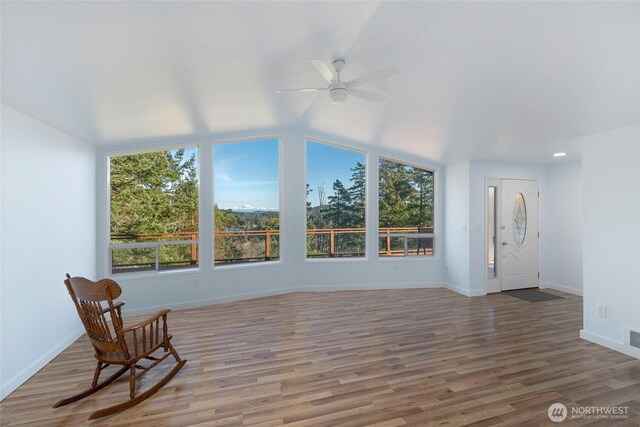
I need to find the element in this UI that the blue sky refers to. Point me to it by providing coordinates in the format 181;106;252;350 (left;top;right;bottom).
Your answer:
214;138;280;209
307;141;365;207
183;147;198;164
210;138;365;210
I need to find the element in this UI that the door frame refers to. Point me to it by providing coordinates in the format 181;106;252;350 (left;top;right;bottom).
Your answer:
485;177;540;293
486;178;502;293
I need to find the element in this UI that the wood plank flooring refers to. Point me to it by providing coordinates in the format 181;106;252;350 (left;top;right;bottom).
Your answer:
1;288;639;426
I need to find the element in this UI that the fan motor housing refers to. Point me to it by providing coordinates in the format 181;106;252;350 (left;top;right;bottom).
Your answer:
329;87;348;104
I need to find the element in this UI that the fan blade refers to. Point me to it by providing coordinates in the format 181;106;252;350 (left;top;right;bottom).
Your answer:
345;66;399;88
309;60;334;82
349;88;386;102
302;92;329;119
275;88;326;93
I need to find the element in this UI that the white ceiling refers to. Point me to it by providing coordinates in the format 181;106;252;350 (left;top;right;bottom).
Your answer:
2;1;638;164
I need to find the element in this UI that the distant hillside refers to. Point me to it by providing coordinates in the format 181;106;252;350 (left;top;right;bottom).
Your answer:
230;204;279;213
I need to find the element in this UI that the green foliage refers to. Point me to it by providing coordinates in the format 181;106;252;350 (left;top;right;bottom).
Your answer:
306;159;434;257
110;149;199;239
379;159;433;228
214;205;241;262
213;206;280;264
349;161;366;224
326;179;353;228
306;162;368;257
110;149;199;272
110;148;434;267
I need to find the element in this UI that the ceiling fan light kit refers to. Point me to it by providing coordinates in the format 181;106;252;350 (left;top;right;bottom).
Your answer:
276;58;399;105
329;86;349;104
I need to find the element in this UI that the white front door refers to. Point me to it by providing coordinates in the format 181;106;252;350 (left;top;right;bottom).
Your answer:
500;179;539;291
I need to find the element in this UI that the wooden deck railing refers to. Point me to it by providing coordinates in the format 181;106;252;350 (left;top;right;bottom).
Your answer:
110;227;433;271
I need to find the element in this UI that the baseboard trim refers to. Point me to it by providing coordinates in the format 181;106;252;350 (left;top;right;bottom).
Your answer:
445;284;487;297
580;329;640;359
540;282;583;296
124;286;298;316
124;283;446;316
303;282;443;292
0;325;85;401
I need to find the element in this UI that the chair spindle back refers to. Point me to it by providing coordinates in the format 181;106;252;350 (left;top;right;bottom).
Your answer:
64;274;124;353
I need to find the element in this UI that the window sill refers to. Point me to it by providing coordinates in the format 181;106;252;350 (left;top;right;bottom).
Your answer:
213;260;282;271
377;255;439;262
109;266;201;281
304;257;369;264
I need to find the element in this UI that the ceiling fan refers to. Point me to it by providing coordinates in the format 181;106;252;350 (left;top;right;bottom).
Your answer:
275;59;399;104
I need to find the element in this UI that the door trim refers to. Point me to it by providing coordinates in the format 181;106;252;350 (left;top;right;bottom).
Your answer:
486;178;501;293
485;177;540;293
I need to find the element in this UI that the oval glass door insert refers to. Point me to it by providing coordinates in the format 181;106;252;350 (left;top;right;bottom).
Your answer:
513;193;527;246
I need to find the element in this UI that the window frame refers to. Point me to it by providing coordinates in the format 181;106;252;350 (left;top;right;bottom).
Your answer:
104;142;203;278
377;154;437;260
304;137;369;262
99;132;442;278
211;135;284;269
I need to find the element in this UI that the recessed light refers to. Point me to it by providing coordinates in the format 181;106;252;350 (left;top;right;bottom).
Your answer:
553;152;567;157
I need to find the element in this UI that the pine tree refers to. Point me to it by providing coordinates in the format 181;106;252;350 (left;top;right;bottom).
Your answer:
326;179;353;228
378;160;412;227
110;149;198;239
110;149;199;269
348;161;366;227
408;167;434;228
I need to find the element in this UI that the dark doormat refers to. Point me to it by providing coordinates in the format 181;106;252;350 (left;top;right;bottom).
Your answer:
504;289;564;302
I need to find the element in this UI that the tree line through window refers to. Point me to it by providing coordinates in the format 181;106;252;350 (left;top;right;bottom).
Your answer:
213;139;280;265
378;158;434;256
306;141;366;258
109;148;199;273
108;139;434;274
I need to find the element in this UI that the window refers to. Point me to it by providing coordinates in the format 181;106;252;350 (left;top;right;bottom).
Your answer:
306;140;366;258
513;193;527;246
378;158;434;257
213;138;280;265
488;186;497;278
109;147;199;274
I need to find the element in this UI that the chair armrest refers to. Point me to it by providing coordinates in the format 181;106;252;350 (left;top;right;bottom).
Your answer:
122;308;171;333
102;301;125;314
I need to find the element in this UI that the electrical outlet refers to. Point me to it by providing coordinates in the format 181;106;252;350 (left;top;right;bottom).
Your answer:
194;279;200;288
394;266;400;273
596;305;607;318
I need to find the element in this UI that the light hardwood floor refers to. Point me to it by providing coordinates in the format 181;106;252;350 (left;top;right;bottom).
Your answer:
1;288;639;426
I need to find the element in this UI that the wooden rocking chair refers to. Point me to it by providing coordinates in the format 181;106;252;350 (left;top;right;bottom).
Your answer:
54;274;186;420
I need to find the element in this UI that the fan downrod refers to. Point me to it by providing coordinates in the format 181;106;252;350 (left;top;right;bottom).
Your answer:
332;59;346;75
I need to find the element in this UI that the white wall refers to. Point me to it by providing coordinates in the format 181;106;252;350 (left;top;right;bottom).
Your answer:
97;128;446;316
543;161;583;294
580;124;640;358
444;161;470;295
445;160;549;296
468;161;550;295
0;105;97;399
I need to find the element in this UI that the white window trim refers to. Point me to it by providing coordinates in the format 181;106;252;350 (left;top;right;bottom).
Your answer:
103;142;203;278
211;135;284;269
304;137;369;261
376;154;437;260
97;130;445;280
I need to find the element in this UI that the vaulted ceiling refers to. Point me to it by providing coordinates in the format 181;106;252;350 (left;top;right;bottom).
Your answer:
2;1;638;164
